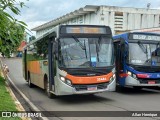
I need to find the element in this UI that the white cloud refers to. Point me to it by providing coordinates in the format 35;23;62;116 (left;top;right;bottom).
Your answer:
26;21;47;29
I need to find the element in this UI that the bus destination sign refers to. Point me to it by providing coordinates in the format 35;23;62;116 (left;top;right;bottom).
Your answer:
65;26;107;34
61;26;110;34
130;34;160;41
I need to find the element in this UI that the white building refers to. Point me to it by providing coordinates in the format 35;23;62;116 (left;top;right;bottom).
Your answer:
32;5;160;37
131;27;160;33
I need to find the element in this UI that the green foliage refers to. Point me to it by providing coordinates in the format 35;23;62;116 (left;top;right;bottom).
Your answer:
0;76;17;111
29;35;36;42
0;0;27;57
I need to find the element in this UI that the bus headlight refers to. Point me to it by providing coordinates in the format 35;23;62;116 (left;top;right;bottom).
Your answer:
65;79;72;86
127;71;137;79
132;74;137;79
59;75;72;86
109;74;115;83
113;74;116;79
127;71;132;76
60;76;65;81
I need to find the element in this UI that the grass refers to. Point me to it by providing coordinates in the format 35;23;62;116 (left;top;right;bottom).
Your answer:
0;76;21;120
0;76;17;111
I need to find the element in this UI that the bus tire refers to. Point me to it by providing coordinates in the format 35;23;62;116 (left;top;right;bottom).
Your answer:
28;76;34;88
133;86;142;90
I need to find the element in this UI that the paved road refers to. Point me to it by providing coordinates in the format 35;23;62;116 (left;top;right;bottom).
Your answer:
2;58;160;120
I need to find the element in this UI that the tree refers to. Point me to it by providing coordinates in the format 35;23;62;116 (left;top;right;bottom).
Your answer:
0;0;27;57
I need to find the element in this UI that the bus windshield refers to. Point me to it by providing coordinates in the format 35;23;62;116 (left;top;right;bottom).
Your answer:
58;37;113;68
129;42;160;66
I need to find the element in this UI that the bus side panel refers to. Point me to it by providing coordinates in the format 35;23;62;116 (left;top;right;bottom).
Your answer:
26;38;49;89
28;61;41;74
27;61;45;89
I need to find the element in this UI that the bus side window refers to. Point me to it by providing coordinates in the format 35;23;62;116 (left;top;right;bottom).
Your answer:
34;38;48;60
27;44;37;61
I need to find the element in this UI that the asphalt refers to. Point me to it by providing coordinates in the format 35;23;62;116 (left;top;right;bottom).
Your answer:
2;58;160;120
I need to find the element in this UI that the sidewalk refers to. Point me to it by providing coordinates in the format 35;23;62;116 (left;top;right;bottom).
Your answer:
0;59;31;120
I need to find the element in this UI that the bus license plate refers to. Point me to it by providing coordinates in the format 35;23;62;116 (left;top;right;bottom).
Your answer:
87;86;97;91
148;81;155;84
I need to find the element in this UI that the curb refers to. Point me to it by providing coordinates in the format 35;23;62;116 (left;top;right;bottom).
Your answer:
6;74;49;120
5;80;31;120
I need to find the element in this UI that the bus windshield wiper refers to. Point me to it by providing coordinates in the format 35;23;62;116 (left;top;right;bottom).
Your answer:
96;37;102;62
138;41;147;54
72;36;86;50
138;41;151;63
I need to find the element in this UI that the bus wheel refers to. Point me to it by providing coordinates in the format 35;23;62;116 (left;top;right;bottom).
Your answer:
28;77;34;88
45;80;56;99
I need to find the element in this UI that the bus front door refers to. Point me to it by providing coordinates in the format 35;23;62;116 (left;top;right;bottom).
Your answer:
48;38;55;93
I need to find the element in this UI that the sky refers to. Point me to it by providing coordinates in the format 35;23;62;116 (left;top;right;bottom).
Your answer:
14;0;160;34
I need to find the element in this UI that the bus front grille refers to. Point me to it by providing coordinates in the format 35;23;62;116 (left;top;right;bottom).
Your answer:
138;79;160;84
73;82;109;91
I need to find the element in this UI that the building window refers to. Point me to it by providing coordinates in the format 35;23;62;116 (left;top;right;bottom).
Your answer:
72;19;76;24
79;17;83;24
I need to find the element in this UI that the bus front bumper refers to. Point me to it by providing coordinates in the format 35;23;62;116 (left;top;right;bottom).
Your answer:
56;78;116;96
125;76;160;87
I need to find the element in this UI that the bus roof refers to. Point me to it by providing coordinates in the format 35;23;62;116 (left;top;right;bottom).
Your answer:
25;24;111;48
130;27;160;33
113;31;160;40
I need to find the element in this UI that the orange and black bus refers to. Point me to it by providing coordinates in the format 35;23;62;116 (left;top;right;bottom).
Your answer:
23;25;116;98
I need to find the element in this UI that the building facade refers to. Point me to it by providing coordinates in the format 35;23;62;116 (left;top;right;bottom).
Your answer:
131;27;160;33
32;5;160;37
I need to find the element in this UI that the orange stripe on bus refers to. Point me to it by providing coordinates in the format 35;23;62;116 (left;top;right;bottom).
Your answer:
66;72;113;84
27;61;41;74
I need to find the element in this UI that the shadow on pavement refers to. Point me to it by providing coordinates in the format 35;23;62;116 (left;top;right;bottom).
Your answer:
56;94;114;104
115;86;160;95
